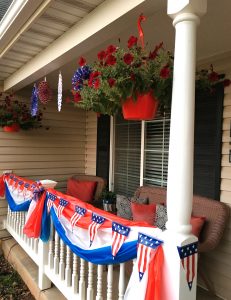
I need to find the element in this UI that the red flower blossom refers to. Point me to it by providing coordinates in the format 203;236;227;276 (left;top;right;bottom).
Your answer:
105;54;116;66
108;78;116;87
93;78;100;89
78;56;86;66
123;53;134;65
106;45;116;55
74;93;81;103
223;79;231;87
160;67;170;79
97;50;106;61
128;36;138;48
149;42;163;60
208;71;219;82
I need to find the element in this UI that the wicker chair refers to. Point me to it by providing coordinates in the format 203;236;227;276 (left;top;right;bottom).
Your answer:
134;185;230;294
67;174;107;204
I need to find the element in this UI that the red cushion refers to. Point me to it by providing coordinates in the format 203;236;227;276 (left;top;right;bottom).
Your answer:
67;179;97;202
131;203;156;225
190;216;206;237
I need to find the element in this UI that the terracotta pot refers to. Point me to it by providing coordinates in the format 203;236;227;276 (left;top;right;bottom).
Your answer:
122;92;159;121
3;123;20;132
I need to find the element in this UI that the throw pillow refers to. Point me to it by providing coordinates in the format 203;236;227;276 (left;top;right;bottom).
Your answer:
190;216;206;237
154;204;168;231
116;195;148;220
131;202;156;225
67;179;97;202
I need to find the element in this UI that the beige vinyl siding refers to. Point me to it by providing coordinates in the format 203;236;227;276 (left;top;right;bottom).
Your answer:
198;79;231;300
85;111;97;175
0;93;88;228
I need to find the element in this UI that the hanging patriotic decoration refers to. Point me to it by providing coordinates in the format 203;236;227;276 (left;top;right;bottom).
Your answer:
57;71;62;111
38;80;52;104
111;221;130;258
0;173;42;211
177;242;198;290
57;198;69;218
72;63;91;92
70;205;86;229
89;213;105;247
31;83;39;116
47;192;57;213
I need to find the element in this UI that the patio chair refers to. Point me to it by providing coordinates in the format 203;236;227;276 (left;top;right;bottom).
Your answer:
66;174;107;206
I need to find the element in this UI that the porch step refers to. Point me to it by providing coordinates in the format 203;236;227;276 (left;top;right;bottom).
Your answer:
0;237;66;300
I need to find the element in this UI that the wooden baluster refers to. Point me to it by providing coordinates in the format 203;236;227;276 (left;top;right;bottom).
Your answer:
118;263;125;300
65;245;71;286
107;265;113;300
87;262;94;300
54;231;60;274
48;223;54;269
72;253;79;294
96;265;103;300
59;239;65;280
79;258;86;300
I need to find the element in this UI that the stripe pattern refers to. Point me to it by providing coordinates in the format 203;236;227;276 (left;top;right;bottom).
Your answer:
57;198;69;218
177;241;198;290
111;222;130;257
88;213;105;247
137;233;163;281
70;205;86;228
47;192;57;213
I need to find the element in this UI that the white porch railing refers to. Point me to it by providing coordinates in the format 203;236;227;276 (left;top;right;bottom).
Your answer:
5;207;129;300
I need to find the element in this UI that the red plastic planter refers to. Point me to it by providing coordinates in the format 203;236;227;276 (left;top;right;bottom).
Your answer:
3;123;20;132
122;92;159;121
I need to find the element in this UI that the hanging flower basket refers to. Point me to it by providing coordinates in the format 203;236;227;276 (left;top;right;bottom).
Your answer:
122;92;159;121
3;123;20;132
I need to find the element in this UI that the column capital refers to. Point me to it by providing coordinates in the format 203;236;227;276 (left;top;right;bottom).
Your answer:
167;0;207;20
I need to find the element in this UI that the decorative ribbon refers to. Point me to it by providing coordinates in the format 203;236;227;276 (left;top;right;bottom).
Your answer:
137;14;146;49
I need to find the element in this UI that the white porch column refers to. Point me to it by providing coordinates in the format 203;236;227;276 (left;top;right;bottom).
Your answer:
161;1;207;300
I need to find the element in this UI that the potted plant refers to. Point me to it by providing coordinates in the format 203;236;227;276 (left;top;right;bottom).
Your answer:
100;189;117;213
0;97;43;132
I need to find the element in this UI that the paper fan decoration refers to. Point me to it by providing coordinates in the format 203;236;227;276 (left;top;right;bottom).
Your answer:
57;71;62;111
31;83;39;116
38;80;52;104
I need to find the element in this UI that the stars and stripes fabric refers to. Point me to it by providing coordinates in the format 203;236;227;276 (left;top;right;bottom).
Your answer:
47;192;57;213
70;205;86;229
177;241;198;290
57;198;69;218
88;213;105;247
137;233;163;281
111;222;130;258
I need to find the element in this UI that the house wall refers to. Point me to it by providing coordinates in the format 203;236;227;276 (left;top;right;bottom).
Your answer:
0;93;91;228
85;111;97;176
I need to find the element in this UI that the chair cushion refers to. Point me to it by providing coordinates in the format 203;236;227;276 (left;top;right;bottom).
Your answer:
67;179;97;202
190;216;206;237
131;202;156;225
116;195;148;220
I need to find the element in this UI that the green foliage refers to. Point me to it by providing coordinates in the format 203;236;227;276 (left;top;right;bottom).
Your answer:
100;189;116;204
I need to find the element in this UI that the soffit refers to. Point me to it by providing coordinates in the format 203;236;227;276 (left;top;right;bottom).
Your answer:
0;0;104;81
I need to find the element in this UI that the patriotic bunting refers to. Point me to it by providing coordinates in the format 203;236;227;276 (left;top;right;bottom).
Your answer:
177;242;198;290
57;198;69;218
137;233;163;281
47;192;57;213
70;205;86;229
88;213;105;247
112;222;130;258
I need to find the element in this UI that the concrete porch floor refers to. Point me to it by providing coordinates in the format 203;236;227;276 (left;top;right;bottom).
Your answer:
0;230;223;300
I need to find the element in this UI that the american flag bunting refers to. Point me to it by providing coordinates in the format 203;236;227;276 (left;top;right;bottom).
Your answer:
47;192;57;213
177;241;198;290
88;213;105;247
137;233;163;281
57;198;69;218
70;205;86;229
111;222;130;258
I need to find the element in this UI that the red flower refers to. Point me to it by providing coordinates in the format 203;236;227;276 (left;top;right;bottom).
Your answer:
106;45;116;55
78;56;86;66
160;67;170;79
74;93;81;103
97;50;106;61
149;42;164;60
105;54;116;66
123;53;134;65
128;36;138;48
108;78;116;87
223;79;231;87
93;78;100;89
208;71;219;82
